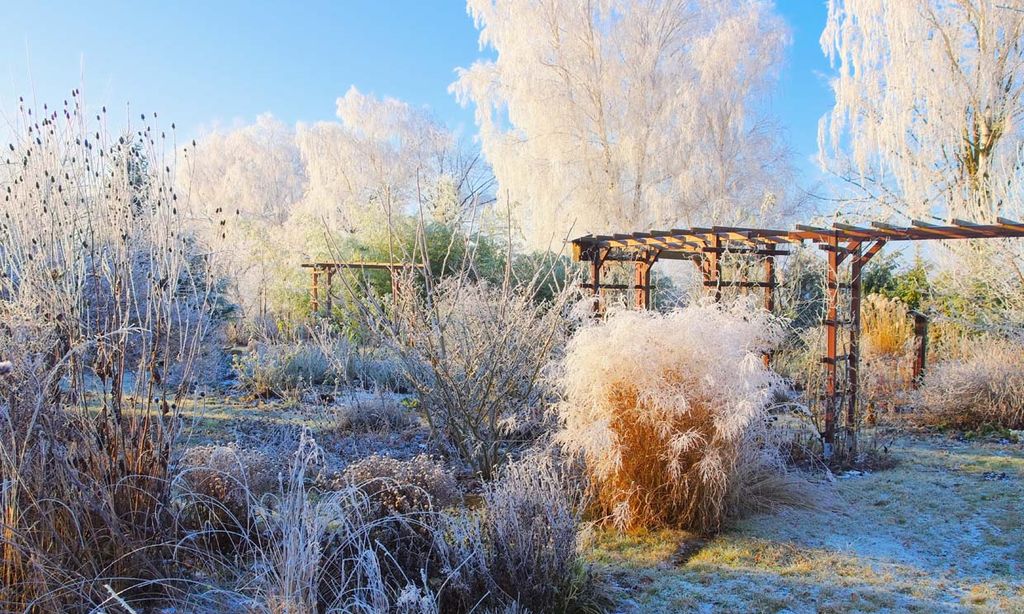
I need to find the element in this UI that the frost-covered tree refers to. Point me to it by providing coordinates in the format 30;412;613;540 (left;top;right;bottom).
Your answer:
291;86;494;235
820;0;1024;221
183;114;305;224
180;115;306;323
184;88;496;325
453;0;793;248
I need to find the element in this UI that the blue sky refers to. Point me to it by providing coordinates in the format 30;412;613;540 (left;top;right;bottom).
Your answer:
0;1;834;183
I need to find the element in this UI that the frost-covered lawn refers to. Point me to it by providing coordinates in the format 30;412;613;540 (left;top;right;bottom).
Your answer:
591;434;1024;613
174;396;1024;612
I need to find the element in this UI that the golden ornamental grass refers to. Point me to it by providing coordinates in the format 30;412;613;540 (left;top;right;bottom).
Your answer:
557;299;793;534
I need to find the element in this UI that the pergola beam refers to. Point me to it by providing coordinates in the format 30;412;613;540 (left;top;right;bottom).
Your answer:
572;217;1024;256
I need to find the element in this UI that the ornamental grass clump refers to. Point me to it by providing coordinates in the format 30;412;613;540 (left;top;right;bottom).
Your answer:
861;294;913;358
861;294;916;402
557;299;787;533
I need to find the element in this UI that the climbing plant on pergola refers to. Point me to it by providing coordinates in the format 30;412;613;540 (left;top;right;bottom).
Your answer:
571;217;1024;458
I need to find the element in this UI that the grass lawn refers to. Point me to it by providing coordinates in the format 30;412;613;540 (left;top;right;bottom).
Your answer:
170;392;1024;612
590;434;1024;613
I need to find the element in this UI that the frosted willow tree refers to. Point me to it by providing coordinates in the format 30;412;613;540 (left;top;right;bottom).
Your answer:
292;86;494;235
180;115;306;323
452;0;793;248
820;0;1024;221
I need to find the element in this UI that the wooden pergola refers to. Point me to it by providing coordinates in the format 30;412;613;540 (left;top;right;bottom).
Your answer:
571;217;1024;457
301;261;426;314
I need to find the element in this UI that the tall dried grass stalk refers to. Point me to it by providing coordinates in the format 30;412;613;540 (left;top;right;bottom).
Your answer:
860;294;915;403
0;92;214;610
861;294;913;358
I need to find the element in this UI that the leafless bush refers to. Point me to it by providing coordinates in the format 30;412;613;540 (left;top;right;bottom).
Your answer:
384;274;576;479
557;299;800;533
918;335;1024;430
0;328;185;610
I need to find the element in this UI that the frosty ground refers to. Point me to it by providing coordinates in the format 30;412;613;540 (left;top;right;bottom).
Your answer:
180;394;1024;613
596;435;1024;612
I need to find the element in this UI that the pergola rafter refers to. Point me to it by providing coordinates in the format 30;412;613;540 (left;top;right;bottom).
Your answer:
571;217;1024;458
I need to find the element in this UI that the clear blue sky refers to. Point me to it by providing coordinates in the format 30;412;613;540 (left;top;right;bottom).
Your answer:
0;1;834;184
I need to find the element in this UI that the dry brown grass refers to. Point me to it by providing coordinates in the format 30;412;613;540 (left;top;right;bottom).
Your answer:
859;295;916;404
0;336;184;610
597;381;728;533
918;336;1024;430
861;294;913;358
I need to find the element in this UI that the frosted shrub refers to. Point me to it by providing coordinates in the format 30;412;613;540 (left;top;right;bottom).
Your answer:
919;336;1024;430
343;454;459;516
433;453;602;613
177;444;285;544
388;276;574;479
226;434;439;613
558;299;786;533
343;454;460;583
335;395;414;434
350;345;413;391
233;342;340;398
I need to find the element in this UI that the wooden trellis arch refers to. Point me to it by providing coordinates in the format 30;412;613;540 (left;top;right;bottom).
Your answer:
301;261;426;313
571;218;1024;457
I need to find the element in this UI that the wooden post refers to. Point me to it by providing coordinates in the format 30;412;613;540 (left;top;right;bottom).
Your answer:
823;236;839;458
634;254;654;310
763;249;776;368
324;269;334;314
589;249;606;313
311;269;320;314
711;235;723;302
634;259;644;310
763;252;776;312
910;310;929;388
847;243;863;456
